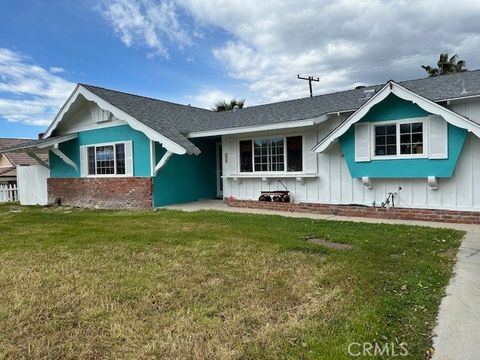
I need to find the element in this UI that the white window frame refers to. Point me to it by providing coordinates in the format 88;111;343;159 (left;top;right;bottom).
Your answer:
237;135;305;174
86;141;129;177
370;118;429;160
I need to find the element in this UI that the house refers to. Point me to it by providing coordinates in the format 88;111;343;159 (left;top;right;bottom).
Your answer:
2;71;480;221
0;138;48;186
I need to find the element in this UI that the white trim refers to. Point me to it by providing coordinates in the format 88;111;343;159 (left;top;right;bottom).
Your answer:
58;120;127;135
26;152;50;170
51;148;77;170
154;151;173;175
236;134;305;174
150;140;156;177
44;85;187;155
224;173;317;179
187;116;327;138
85;141;131;178
313;81;480;153
370;118;428;160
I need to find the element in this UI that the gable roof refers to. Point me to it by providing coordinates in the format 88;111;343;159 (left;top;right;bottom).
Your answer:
6;70;480;157
312;80;480;153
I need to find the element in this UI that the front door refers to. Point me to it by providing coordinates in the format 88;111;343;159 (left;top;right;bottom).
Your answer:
216;142;223;198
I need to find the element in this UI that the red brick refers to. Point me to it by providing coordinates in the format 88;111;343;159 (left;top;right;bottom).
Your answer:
48;177;152;209
227;199;480;225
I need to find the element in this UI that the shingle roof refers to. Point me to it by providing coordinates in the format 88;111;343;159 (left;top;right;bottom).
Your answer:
0;135;74;153
78;71;480;154
80;84;212;154
0;138;48;167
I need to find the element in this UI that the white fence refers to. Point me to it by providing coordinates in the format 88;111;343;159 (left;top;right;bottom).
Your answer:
0;184;18;202
17;165;49;205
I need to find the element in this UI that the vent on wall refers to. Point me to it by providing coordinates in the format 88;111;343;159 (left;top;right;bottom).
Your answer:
90;105;113;123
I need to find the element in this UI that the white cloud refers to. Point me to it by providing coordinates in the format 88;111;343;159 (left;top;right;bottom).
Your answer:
187;89;236;109
49;66;65;74
98;0;191;58
0;48;75;127
178;0;480;102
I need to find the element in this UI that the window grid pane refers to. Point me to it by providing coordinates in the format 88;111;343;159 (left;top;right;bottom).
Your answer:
400;122;423;155
375;125;397;156
253;138;285;171
95;145;115;175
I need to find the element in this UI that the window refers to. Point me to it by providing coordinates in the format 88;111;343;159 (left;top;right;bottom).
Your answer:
239;136;303;173
374;124;397;156
287;136;303;171
87;143;127;176
373;120;425;159
239;140;253;172
400;122;423;155
254;138;284;171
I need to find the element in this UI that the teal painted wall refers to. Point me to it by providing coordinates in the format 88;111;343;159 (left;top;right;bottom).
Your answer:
50;124;152;178
153;138;217;207
339;94;468;178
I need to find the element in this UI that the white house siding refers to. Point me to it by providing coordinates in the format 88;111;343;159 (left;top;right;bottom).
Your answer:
222;103;480;211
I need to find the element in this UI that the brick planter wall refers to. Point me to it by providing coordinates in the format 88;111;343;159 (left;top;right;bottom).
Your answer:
48;177;153;209
227;199;480;225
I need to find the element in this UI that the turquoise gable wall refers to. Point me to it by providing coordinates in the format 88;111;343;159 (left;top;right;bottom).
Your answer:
339;94;468;178
153;138;217;207
50;124;152;178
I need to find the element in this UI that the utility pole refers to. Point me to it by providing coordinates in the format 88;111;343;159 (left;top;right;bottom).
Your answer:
297;74;319;97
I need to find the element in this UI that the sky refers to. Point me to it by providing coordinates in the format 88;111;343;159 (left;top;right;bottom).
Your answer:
1;0;480;139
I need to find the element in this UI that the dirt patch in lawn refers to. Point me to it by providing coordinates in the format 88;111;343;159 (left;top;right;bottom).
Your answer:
303;235;354;250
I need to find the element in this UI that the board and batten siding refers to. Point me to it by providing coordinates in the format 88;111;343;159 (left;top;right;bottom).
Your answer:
222;102;480;211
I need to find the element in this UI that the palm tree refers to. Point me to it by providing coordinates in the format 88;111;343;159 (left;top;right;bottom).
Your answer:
212;99;245;112
422;53;467;77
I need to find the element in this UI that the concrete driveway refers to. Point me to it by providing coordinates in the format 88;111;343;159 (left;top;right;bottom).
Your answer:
163;200;480;359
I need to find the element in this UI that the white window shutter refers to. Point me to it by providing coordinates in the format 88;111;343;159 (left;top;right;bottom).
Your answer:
429;115;448;159
125;141;134;176
355;123;371;162
79;145;87;177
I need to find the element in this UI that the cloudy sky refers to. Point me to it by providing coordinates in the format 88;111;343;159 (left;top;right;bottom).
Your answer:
1;0;480;138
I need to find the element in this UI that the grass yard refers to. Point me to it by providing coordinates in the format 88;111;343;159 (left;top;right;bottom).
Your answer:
0;204;463;359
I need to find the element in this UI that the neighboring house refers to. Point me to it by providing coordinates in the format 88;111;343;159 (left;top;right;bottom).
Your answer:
2;71;480;216
0;138;48;186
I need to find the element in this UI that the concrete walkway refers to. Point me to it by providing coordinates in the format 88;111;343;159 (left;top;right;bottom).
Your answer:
431;229;480;360
163;200;480;359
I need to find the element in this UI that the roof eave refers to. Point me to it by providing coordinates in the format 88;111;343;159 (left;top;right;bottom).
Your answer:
186;115;329;138
44;85;190;155
313;81;480;153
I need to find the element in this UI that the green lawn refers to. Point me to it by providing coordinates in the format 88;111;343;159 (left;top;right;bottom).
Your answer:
0;204;463;359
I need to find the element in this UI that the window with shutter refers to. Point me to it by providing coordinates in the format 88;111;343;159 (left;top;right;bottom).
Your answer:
355;123;371;162
429;115;448;159
81;141;133;177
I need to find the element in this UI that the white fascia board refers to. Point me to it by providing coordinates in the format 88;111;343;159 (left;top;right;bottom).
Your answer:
313;81;480;153
186;115;328;138
44;85;187;155
312;82;392;152
36;133;79;149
